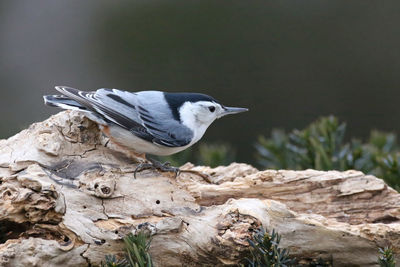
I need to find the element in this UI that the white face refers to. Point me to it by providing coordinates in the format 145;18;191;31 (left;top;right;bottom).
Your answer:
179;100;248;145
181;101;223;126
177;101;222;145
195;101;224;122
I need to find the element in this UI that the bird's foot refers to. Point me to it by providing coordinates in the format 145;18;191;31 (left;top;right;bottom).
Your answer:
134;158;180;179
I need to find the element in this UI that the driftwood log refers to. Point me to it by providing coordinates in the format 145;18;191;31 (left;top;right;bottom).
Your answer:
0;111;400;266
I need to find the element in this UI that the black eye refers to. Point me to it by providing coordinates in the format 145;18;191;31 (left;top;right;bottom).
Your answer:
208;106;216;112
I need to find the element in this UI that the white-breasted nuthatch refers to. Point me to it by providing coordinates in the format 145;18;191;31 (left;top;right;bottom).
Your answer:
44;86;248;175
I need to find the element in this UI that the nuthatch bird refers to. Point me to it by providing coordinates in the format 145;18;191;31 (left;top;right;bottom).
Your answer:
44;86;248;176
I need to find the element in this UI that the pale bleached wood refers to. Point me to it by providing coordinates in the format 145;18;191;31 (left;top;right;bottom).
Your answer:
0;111;399;266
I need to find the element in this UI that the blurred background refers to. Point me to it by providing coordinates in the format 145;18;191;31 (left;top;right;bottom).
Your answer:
1;0;400;164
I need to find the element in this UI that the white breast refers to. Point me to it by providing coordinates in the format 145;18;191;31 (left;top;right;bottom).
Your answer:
108;125;191;156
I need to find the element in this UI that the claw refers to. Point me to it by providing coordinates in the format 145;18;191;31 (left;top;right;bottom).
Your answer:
134;162;154;179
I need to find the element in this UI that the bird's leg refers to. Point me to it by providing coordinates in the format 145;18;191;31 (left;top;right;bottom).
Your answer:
149;158;180;175
133;158;212;183
134;157;180;178
127;151;147;163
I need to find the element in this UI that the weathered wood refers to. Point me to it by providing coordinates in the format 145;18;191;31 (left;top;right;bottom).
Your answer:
179;164;400;225
0;111;399;266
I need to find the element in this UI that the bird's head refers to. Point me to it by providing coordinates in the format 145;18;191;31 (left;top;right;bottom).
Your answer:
180;100;248;126
164;92;248;143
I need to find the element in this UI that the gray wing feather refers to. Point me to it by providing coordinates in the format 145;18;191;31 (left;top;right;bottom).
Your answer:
54;86;192;147
110;89;193;147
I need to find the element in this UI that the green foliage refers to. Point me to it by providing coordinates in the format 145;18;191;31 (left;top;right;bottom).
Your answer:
256;116;350;171
197;143;235;167
245;228;295;267
378;247;396;267
102;255;128;267
256;130;294;169
375;154;400;191
159;142;235;167
289;116;348;170
157;148;192;167
124;232;153;267
256;116;400;190
102;232;153;267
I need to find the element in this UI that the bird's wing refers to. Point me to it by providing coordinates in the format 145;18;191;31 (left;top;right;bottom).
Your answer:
54;86;192;147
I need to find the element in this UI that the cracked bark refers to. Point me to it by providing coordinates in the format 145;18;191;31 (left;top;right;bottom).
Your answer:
0;111;400;266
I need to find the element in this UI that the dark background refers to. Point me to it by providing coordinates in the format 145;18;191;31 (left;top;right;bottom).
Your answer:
1;0;400;163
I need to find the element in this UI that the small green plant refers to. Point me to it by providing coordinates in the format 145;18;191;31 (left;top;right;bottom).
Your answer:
102;232;153;267
256;116;400;190
245;228;295;267
102;255;128;267
378;247;396;267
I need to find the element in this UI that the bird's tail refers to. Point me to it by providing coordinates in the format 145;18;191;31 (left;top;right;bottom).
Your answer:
43;95;88;111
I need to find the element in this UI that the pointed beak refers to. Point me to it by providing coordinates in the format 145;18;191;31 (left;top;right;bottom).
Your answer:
219;106;249;118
